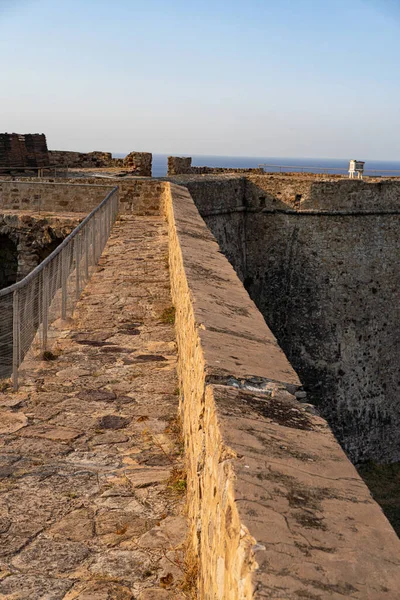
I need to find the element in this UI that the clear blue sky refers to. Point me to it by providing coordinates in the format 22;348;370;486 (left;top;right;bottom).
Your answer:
1;0;399;158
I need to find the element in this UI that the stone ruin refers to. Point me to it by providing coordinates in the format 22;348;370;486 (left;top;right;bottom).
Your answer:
0;132;152;177
0;133;49;172
49;149;152;176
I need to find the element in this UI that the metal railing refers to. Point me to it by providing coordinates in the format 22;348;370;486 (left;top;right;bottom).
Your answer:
0;186;119;389
258;163;400;177
258;163;347;174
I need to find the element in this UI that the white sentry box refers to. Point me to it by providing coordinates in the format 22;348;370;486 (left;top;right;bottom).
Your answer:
349;159;365;179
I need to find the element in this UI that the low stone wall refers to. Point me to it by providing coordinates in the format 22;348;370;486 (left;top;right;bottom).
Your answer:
167;156;263;176
0;178;164;215
0;180;114;213
169;175;247;279
163;181;400;599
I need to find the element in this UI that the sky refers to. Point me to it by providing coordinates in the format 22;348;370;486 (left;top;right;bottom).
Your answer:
1;0;399;158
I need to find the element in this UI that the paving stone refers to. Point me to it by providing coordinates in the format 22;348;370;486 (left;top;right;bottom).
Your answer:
157;550;186;585
0;517;11;534
88;549;151;579
56;367;90;380
0;575;73;599
12;539;90;574
91;431;129;445
0;393;27;408
71;581;134;600
0;217;186;597
0;410;27;434
138;516;187;550
95;510;149;537
77;389;117;402
49;508;94;542
124;467;170;488
18;425;81;441
2;437;72;458
0;520;43;557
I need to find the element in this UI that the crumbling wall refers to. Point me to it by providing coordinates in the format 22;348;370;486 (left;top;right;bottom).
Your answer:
48;150;121;169
163;181;400;599
167;156;263;176
48;150;152;175
0;133;49;170
123;151;152;176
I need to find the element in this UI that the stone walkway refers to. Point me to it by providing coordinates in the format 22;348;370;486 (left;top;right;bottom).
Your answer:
0;216;188;599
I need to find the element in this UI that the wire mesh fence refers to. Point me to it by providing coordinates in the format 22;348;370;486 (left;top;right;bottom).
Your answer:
0;186;119;390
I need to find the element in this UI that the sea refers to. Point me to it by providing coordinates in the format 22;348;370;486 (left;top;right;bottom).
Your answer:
114;153;400;178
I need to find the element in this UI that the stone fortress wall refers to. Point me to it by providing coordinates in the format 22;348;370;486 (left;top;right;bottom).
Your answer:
173;173;400;464
163;181;400;599
2;173;400;597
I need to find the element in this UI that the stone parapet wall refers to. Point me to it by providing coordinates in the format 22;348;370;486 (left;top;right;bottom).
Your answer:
167;156;263;176
245;173;400;211
171;176;247;280
0;178;163;215
163;181;400;599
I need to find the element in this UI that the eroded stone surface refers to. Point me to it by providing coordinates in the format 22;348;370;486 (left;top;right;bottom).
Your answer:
0;216;187;598
0;411;27;434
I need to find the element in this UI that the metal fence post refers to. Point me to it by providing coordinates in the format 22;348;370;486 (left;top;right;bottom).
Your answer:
92;217;96;266
61;250;67;319
0;187;119;391
108;199;112;234
84;226;89;280
75;236;81;300
42;267;48;353
12;290;20;391
101;208;105;251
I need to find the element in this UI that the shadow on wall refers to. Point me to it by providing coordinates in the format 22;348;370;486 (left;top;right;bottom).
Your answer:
188;175;400;465
0;234;18;290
